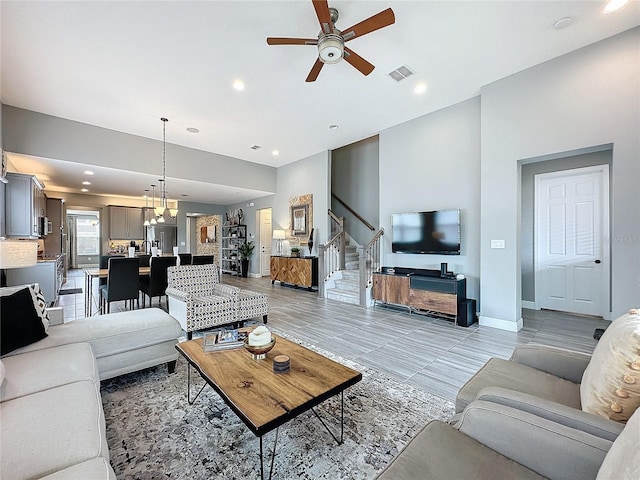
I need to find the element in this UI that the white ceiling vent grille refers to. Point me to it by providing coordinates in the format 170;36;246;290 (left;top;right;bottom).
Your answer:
388;65;414;82
250;145;262;150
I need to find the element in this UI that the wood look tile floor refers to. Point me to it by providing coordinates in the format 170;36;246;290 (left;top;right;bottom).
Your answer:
60;269;609;402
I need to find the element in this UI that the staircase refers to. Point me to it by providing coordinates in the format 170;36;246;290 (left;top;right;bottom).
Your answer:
326;243;361;305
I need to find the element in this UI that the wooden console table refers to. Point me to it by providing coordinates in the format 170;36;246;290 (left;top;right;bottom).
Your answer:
270;256;318;290
373;270;467;322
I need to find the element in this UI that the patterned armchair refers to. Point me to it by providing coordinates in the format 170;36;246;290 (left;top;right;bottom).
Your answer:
166;264;269;339
166;264;238;339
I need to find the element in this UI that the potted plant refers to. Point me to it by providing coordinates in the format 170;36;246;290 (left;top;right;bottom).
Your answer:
290;246;300;258
238;241;255;278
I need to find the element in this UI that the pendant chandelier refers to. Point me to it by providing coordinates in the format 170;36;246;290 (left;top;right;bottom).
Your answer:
143;188;150;226
155;117;178;221
150;184;157;225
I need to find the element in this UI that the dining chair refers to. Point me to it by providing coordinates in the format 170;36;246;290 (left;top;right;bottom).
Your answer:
137;254;151;267
192;255;215;265
139;256;178;308
99;257;140;313
99;254;123;286
178;253;192;266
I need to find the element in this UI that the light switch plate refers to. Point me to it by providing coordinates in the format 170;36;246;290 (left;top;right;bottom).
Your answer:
491;239;506;249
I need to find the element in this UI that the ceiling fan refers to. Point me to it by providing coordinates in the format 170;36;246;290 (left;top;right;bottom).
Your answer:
267;0;395;82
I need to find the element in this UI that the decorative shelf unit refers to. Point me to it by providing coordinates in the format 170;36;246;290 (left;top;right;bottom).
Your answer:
221;224;246;276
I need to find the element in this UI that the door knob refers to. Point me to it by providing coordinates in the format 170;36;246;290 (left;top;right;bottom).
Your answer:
594;259;602;264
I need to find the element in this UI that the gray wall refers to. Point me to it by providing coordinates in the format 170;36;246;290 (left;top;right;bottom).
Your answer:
379;97;481;305
2;105;277;193
331;136;380;246
480;27;639;329
520;149;613;303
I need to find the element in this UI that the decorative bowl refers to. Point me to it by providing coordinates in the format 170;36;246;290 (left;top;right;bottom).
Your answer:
244;336;276;360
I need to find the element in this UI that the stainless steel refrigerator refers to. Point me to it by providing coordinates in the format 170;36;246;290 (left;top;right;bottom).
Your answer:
145;225;177;254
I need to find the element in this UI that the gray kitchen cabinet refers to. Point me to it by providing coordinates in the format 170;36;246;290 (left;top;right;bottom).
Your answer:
6;255;64;306
109;206;144;240
4;172;45;238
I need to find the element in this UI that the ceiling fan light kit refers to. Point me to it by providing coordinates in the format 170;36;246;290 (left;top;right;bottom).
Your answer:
318;34;344;64
267;0;395;82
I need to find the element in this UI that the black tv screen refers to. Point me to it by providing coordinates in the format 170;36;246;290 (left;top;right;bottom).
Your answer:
392;210;460;255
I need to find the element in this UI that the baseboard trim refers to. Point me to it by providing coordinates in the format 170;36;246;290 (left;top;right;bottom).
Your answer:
479;315;523;332
521;301;537;310
248;273;262;278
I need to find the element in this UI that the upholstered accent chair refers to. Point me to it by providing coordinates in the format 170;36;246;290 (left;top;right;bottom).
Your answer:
166;264;238;339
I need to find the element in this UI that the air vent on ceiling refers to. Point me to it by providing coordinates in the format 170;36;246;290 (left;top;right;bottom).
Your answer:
250;145;262;150
388;65;414;82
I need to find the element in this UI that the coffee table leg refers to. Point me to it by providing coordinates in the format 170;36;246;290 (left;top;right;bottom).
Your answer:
186;363;207;405
310;391;345;445
259;427;279;480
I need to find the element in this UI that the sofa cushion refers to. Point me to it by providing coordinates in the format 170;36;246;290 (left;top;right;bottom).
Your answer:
38;458;116;480
0;343;99;402
6;308;181;358
0;283;50;332
0;380;108;480
0;359;4;387
376;419;545;480
597;406;640;479
0;287;48;355
456;357;581;413
581;308;640;422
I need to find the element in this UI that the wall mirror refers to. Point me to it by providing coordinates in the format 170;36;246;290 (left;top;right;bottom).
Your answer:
291;204;308;236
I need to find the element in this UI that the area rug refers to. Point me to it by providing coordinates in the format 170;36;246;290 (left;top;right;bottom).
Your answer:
101;339;455;479
58;287;82;295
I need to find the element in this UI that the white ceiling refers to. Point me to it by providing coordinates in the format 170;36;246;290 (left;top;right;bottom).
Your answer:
2;1;639;204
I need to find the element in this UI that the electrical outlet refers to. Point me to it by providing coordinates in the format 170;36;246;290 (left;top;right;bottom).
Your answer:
491;239;505;249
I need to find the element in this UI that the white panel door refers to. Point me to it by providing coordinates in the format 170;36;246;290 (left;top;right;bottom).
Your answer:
535;165;609;316
259;208;272;277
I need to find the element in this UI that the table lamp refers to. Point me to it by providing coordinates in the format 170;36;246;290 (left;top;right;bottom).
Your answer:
0;237;38;287
272;229;286;256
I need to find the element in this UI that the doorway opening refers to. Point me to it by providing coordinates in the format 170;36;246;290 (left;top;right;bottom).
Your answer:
520;146;612;320
67;209;100;268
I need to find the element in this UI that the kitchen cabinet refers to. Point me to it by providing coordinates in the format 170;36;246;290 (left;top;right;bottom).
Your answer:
4;172;45;238
109;206;144;240
6;255;64;306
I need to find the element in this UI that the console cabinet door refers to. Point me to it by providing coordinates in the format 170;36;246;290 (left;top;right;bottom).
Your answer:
373;274;410;305
410;289;458;315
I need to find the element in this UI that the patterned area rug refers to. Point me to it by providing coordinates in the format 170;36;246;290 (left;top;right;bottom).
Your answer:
101;337;455;479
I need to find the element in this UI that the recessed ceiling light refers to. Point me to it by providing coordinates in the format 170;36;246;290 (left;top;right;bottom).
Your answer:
272;150;279;156
233;80;245;91
81;188;89;192
553;17;572;29
186;127;199;133
604;0;629;14
82;181;91;185
84;170;94;175
414;82;427;94
329;125;339;130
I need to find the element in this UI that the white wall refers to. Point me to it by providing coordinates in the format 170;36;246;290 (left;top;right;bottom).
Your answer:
274;151;331;247
480;27;640;330
379;97;481;305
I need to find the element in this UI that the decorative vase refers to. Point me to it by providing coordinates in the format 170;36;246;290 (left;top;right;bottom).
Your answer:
308;228;314;254
241;259;249;277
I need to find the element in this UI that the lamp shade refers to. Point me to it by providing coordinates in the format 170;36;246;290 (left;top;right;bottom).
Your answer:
0;238;38;269
272;229;286;240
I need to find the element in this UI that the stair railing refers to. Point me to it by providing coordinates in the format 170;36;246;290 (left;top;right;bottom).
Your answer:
318;210;345;298
359;228;384;306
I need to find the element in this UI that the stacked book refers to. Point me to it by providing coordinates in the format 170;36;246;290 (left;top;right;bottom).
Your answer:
203;329;247;352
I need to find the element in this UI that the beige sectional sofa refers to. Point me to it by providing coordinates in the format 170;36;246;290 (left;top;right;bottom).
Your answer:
0;296;182;480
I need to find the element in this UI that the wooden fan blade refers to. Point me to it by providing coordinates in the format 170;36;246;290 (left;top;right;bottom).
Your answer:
267;37;318;45
312;0;333;34
344;47;375;76
342;8;395;42
306;59;324;82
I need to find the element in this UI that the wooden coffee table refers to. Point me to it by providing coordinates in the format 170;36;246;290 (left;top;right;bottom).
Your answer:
175;334;362;479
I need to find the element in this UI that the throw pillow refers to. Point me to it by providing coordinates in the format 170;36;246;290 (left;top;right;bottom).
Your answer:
0;287;48;355
0;359;5;387
596;404;640;479
0;283;50;333
581;308;640;422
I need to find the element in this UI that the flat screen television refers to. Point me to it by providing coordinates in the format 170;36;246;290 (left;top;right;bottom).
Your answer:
392;209;460;255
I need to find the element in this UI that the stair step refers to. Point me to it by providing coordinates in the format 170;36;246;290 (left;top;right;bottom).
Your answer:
334;279;360;293
345;246;357;253
326;288;360;306
345;260;359;270
340;270;361;280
